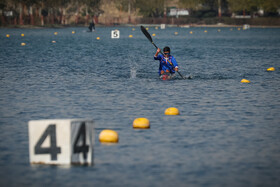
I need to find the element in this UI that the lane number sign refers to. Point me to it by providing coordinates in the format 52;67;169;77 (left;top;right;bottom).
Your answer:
28;119;94;165
111;30;120;39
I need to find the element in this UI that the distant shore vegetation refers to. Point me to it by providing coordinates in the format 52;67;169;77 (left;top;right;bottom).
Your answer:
0;0;279;27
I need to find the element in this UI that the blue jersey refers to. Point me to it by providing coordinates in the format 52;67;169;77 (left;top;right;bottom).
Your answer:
154;54;178;75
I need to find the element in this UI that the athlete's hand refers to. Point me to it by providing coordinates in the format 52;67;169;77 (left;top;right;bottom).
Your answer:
157;48;161;53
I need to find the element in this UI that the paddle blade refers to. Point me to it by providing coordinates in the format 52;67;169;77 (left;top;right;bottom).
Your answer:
140;26;153;43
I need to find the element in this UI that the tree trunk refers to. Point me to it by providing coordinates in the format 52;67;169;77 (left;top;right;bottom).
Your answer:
61;8;66;25
39;7;44;26
19;3;24;25
30;6;34;25
94;15;98;24
218;0;222;17
85;6;89;25
0;9;5;25
49;8;54;24
75;7;80;24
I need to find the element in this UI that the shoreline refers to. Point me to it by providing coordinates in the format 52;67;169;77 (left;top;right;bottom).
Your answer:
1;23;280;29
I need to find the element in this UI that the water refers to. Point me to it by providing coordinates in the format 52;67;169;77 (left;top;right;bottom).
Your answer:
0;26;280;187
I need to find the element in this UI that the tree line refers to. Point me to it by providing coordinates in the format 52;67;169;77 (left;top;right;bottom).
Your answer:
0;0;101;26
0;0;279;26
137;0;280;18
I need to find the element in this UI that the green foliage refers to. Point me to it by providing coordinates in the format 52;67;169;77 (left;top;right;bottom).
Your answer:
261;0;280;12
135;0;164;17
179;0;279;16
179;0;202;10
0;0;7;9
0;0;279;21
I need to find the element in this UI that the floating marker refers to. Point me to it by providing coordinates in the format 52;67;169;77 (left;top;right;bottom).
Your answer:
111;29;120;39
129;35;133;38
238;28;241;31
204;30;208;33
28;119;94;165
243;24;250;30
132;28;135;31
146;27;149;30
96;37;100;40
155;26;158;30
133;118;150;129
174;32;178;35
267;67;275;71
21;33;25;37
6;34;10;38
21;42;26;46
189;31;193;34
218;29;221;32
99;130;119;143
241;79;250;83
52;41;56;43
152;33;156;36
165;107;180;115
54;32;58;35
72;31;75;34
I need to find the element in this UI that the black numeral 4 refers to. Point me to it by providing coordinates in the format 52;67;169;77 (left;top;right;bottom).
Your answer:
73;122;89;160
34;124;61;160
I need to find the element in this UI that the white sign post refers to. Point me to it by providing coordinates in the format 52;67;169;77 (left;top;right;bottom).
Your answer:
111;29;120;39
28;119;94;165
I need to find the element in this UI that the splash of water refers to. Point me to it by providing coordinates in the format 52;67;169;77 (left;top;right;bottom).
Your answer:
130;68;136;78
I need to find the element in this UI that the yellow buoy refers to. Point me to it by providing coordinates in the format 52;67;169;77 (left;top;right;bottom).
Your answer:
155;26;158;30
72;31;75;34
129;35;133;38
21;42;26;46
152;33;156;36
132;28;135;31
146;27;149;30
189;31;193;34
99;129;119;143
241;79;250;83
165;107;180;115
6;34;10;38
21;33;25;37
133;118;150;129
267;67;275;71
204;30;207;33
96;37;100;40
52;40;56;43
238;28;241;31
174;32;178;35
54;32;58;35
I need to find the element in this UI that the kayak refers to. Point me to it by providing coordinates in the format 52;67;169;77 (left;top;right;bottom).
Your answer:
159;73;175;80
160;73;192;80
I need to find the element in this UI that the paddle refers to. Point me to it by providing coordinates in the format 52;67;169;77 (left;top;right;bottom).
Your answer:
140;25;187;79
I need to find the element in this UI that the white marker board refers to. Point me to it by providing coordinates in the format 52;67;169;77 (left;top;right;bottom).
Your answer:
28;119;94;165
111;30;120;39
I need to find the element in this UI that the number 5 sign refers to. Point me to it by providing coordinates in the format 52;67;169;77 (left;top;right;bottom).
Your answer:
28;119;94;165
111;29;120;39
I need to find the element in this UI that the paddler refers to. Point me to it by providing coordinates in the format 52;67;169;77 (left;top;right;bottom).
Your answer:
154;46;179;78
88;18;95;32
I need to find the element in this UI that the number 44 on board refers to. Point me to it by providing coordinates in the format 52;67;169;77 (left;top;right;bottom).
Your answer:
28;119;94;165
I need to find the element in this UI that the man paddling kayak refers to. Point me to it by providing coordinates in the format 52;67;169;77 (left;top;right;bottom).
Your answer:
154;46;179;79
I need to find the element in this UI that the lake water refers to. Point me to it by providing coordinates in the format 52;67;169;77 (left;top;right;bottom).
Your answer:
0;26;279;187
